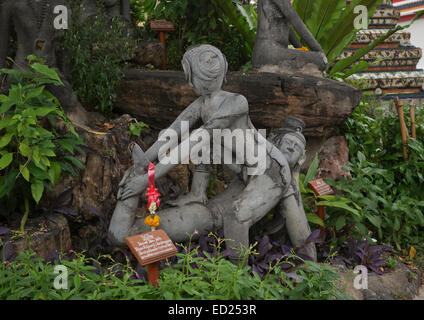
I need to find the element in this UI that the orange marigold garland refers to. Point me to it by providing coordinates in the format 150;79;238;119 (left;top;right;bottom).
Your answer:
296;46;309;51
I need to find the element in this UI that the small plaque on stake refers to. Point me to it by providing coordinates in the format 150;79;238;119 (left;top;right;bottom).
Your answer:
149;19;175;31
308;178;334;197
126;229;178;266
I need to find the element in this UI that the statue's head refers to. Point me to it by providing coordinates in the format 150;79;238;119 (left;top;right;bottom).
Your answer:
270;117;306;170
182;45;228;96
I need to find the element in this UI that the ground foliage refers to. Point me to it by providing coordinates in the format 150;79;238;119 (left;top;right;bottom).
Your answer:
0;232;350;300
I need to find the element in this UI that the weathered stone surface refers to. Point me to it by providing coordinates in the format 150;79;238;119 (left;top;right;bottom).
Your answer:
115;69;362;137
335;262;422;300
316;136;351;181
6;214;71;260
47;113;134;222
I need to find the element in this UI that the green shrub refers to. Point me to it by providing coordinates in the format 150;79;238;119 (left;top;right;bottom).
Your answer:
60;3;136;117
300;95;424;251
0;55;84;232
333;99;424;250
134;0;253;71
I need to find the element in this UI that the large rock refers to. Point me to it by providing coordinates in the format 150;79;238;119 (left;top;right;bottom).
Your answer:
316;136;351;181
2;214;71;261
133;41;164;69
334;262;422;300
115;70;362;138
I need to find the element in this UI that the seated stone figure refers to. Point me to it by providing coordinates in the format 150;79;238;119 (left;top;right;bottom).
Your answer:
252;0;327;75
108;44;316;261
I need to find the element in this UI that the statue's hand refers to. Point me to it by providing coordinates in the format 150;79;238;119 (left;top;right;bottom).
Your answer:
168;192;208;207
117;173;148;201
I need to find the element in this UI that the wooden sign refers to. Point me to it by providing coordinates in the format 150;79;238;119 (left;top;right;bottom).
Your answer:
126;229;177;266
308;178;334;197
149;19;175;31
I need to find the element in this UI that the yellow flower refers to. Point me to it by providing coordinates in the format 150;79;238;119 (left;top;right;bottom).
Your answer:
144;214;160;227
296;46;309;51
409;246;417;259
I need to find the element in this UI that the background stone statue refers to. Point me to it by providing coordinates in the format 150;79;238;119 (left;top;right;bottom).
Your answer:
108;44;316;261
0;0;79;109
252;0;328;75
81;0;130;21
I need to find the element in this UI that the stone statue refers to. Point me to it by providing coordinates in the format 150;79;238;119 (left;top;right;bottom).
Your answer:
0;0;79;109
81;0;130;22
108;44;316;261
252;0;327;75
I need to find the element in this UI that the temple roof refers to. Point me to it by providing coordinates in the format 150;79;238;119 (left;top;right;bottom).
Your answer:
393;0;424;22
344;0;424;100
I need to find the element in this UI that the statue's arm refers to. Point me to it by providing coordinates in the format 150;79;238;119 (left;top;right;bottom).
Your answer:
118;96;246;201
0;2;11;69
145;99;201;162
277;0;324;53
289;28;302;48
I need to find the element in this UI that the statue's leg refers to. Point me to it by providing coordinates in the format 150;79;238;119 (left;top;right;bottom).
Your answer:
131;203;216;243
278;195;317;261
108;196;140;246
223;174;283;263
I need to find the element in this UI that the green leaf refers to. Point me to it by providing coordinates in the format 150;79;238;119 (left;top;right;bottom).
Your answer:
304;153;319;187
0;132;13;148
366;214;381;228
57;140;74;154
40;148;56;157
306;213;324;227
34;107;57;117
48;161;61;185
0;100;16;114
317;200;361;217
335;216;346;231
24;86;45;101
33;146;41;163
65;156;84;169
19;142;31;157
30;63;62;84
0;117;17;131
20;165;30;182
31;180;44;204
0;152;13;169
